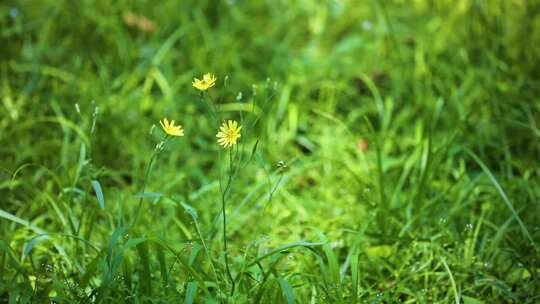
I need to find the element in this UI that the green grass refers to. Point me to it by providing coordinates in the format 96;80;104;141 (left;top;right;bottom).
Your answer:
1;0;540;303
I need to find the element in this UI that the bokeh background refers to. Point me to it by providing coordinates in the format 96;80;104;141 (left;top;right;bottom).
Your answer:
1;0;540;302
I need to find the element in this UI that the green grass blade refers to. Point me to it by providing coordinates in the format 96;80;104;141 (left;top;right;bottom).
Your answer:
465;149;537;251
136;242;152;297
155;244;168;290
440;257;459;304
0;209;46;234
90;179;105;209
350;250;359;304
277;276;295;304
184;281;198;304
248;242;324;267
21;235;48;260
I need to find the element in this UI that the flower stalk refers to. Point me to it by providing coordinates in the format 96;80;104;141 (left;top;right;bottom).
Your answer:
220;147;236;296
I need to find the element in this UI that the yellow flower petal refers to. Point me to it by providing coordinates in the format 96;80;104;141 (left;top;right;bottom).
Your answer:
215;120;241;148
159;118;184;137
192;73;217;91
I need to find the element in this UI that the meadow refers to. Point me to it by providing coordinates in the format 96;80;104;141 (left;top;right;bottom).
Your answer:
1;0;540;303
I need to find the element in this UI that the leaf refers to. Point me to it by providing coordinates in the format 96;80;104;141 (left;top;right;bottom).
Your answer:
188;243;202;266
34;116;90;146
480;278;519;301
81;252;103;287
91;180;105;209
108;226;126;254
180;201;198;219
184;281;198;304
465;149;537;251
350;250;359;304
249;139;260;159
0;240;25;273
122;257;133;290
155;244;168;289
440;257;459;304
322;242;340;285
277;276;295;304
74;143;87;183
152;28;185;65
123;237;147;250
248;241;324;266
134;192;163;198
0;209;46;234
62;187;85;195
137;242;152;297
22;235;49;260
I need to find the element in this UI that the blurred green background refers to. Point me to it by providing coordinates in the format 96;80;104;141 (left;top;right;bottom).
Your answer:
1;0;540;303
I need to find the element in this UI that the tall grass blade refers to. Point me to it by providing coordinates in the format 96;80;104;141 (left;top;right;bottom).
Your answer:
184;281;198;304
465;149;537;251
277;276;295;304
91;179;105;209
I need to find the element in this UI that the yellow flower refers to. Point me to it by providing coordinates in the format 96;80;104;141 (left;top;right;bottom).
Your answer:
192;73;217;91
159;118;184;137
216;120;242;148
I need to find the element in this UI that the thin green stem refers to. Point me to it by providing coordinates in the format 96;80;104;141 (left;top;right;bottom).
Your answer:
132;136;169;228
220;148;235;296
192;215;223;296
201;91;220;127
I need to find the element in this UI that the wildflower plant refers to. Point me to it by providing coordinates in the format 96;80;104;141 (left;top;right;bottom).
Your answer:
193;73;245;296
186;73;282;299
126;73;281;301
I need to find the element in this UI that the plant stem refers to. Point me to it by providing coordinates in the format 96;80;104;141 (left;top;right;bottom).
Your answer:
202;91;220;127
132;136;169;228
221;148;235;296
192;216;222;295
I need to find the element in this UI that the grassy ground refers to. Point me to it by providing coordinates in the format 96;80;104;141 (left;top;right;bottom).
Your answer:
1;0;540;303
